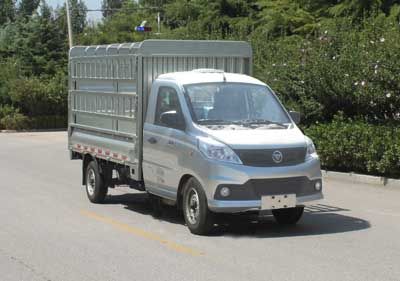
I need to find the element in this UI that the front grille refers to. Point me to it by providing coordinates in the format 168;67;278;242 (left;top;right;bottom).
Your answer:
235;147;306;167
249;177;311;197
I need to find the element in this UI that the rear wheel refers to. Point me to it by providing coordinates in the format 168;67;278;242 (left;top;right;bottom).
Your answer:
182;178;214;235
85;161;107;203
272;207;304;225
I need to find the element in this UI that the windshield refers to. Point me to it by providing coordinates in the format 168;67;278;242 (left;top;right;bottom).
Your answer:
184;83;291;126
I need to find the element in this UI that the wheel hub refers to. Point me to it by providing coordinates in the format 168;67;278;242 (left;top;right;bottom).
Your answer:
87;169;96;196
186;188;200;225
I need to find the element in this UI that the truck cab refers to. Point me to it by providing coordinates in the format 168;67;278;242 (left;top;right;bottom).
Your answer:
142;69;322;234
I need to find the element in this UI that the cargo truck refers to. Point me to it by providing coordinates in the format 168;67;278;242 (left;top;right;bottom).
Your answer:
68;40;323;235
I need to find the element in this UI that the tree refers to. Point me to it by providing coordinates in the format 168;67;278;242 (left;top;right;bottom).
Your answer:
327;0;398;18
18;0;40;18
163;0;259;39
296;0;338;17
0;0;16;25
101;0;123;18
164;0;201;29
257;0;317;37
2;1;67;76
69;0;87;34
57;0;88;35
139;0;172;7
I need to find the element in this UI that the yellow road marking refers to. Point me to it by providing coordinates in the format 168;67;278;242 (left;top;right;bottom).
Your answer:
81;210;205;257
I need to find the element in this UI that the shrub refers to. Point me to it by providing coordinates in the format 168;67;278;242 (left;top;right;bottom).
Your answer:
29;115;67;129
8;70;68;118
0;58;18;105
0;104;66;130
0;104;16;119
0;105;28;130
304;115;400;178
0;111;30;130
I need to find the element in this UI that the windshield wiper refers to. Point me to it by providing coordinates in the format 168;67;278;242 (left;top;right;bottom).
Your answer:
197;119;241;125
197;118;287;127
237;119;288;128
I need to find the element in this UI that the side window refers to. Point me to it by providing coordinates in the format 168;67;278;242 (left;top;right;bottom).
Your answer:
154;87;185;129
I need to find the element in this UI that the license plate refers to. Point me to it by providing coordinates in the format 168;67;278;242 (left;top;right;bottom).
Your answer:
261;194;296;210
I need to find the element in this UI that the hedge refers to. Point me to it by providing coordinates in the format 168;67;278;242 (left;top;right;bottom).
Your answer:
0;113;67;130
304;116;400;178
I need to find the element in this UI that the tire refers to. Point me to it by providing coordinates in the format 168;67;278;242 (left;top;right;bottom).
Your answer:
85;161;107;203
182;178;214;235
272;207;304;225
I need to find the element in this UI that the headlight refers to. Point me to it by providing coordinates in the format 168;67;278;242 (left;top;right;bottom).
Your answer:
305;136;317;159
197;137;242;164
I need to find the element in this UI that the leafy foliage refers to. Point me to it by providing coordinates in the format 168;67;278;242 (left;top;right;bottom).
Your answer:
253;14;400;124
305;115;400;178
0;0;15;25
69;0;87;34
0;0;68;129
257;0;317;36
17;0;40;18
102;0;123;18
9;71;67;117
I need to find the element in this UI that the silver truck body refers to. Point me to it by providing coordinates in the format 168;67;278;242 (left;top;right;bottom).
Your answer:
68;40;322;229
68;40;252;181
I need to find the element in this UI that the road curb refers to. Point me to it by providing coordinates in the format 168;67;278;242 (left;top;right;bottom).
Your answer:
0;129;67;133
322;170;400;188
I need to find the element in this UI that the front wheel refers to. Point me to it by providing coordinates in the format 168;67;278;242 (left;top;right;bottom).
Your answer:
272;207;304;225
85;161;107;203
182;178;214;235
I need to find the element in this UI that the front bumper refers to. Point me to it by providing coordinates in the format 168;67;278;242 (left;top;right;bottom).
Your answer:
197;155;322;213
208;192;323;213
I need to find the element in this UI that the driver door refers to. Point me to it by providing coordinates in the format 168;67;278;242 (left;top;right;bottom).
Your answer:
143;85;187;199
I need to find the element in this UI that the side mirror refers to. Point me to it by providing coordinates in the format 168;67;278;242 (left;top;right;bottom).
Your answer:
289;111;301;124
160;110;185;130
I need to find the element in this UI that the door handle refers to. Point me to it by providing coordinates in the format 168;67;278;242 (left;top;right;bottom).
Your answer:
147;137;158;144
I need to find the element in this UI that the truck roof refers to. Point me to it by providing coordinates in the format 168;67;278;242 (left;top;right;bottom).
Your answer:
69;39;252;58
158;69;265;86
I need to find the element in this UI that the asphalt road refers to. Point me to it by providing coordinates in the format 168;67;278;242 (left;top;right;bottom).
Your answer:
0;132;399;281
